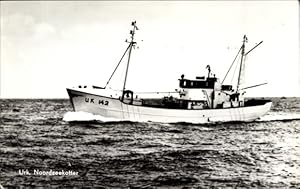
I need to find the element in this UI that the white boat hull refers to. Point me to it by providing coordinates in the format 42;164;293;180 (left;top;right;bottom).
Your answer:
67;88;272;123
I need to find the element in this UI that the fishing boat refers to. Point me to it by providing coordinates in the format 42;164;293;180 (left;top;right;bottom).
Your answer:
66;21;272;123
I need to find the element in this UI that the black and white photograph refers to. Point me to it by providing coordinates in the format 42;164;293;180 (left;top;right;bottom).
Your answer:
1;1;299;188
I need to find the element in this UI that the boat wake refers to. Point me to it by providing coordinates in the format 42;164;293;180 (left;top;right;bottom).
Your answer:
63;111;300;124
257;111;300;122
63;111;126;123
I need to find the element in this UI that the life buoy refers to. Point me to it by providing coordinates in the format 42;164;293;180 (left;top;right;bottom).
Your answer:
121;90;134;104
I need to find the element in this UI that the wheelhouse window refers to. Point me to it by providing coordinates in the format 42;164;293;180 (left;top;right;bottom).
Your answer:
180;79;215;89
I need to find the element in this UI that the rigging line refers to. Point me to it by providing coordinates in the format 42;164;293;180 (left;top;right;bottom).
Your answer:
241;54;248;84
222;45;243;84
245;41;263;56
122;42;133;92
104;43;131;89
239;82;267;90
134;91;179;94
230;53;241;85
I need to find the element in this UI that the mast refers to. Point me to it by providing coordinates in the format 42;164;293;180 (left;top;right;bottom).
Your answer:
122;21;138;93
236;35;247;92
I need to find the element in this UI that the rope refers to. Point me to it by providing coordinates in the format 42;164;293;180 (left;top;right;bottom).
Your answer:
230;53;241;85
222;45;242;84
104;44;131;88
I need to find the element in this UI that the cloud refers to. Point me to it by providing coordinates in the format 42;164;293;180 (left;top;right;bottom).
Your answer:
1;12;56;41
1;1;299;98
1;13;35;38
33;22;56;40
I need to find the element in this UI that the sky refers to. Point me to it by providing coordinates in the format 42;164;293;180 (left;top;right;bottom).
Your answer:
1;1;299;98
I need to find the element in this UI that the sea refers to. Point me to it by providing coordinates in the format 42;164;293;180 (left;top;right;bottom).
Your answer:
1;97;300;188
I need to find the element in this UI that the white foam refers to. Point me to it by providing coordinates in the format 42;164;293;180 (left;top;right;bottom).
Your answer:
63;111;124;122
258;112;300;122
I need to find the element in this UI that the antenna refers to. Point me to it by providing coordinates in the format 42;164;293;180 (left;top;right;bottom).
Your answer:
104;21;139;90
206;65;211;78
121;21;139;100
